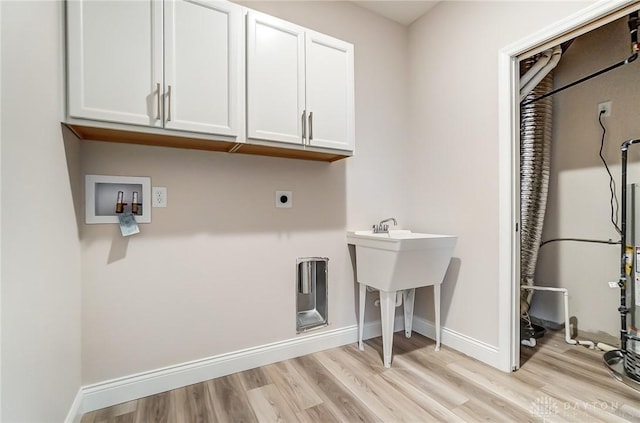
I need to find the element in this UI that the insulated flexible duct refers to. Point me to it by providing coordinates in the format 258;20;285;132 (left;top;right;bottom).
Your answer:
520;57;554;313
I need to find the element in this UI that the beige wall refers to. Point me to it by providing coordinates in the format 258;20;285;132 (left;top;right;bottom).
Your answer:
81;1;411;384
407;1;594;346
0;1;613;418
533;17;640;339
1;1;82;421
80;0;602;384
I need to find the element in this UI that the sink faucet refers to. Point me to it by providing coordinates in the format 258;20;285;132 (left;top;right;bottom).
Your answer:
373;217;397;233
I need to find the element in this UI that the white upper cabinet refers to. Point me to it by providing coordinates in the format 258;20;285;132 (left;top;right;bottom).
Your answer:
164;0;241;135
305;31;354;151
66;2;354;159
246;11;354;152
67;0;163;127
246;12;305;145
67;0;242;137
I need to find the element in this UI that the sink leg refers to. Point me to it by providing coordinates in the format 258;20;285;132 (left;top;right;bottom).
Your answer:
403;288;415;338
435;283;441;352
380;290;396;368
358;283;366;351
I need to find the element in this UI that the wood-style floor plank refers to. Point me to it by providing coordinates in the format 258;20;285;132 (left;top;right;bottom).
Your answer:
110;412;136;423
540;382;629;423
315;348;428;422
171;382;217;423
378;368;464;422
262;360;323;412
246;384;298;422
294;403;341;423
134;391;171;423
291;354;383;423
451;398;544;423
206;373;258;423
81;399;138;423
397;338;539;421
446;359;543;413
520;358;640;410
81;330;640;422
239;367;273;391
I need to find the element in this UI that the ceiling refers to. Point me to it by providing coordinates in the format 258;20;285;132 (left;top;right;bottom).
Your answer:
352;1;440;26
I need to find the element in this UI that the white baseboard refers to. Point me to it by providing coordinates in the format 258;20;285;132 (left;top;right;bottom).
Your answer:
79;325;357;414
64;388;84;423
68;318;500;420
411;316;501;368
364;312;500;367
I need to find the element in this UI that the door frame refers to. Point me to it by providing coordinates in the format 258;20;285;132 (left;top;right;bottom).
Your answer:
497;0;639;372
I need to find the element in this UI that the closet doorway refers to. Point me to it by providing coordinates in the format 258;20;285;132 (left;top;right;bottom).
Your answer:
498;0;640;372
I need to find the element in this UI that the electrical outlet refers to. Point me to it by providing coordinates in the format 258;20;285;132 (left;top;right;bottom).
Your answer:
608;281;618;289
152;187;167;208
275;190;292;208
598;101;612;117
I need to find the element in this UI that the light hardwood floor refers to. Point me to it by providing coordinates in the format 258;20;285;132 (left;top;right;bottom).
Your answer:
81;330;640;422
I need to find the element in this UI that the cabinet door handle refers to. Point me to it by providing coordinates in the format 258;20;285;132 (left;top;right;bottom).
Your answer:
166;85;172;122
302;110;307;143
156;83;161;120
309;111;313;143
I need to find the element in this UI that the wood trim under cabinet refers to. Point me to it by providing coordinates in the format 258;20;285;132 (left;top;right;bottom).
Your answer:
233;143;349;162
64;123;236;153
63;123;350;162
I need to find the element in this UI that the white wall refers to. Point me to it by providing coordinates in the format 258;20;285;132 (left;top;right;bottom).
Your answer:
407;1;595;347
532;17;640;340
1;1;82;421
81;1;410;384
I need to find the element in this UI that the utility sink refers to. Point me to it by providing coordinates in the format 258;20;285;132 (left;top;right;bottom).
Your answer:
346;230;456;291
347;229;457;368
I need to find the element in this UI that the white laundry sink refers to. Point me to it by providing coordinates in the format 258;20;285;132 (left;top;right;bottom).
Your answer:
347;229;457;368
346;230;456;291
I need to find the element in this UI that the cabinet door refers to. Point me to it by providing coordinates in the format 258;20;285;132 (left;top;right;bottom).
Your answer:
305;31;355;151
164;0;242;136
246;12;305;144
67;0;163;127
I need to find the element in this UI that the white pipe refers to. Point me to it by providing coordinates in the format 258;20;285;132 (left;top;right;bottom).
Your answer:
520;285;596;349
520;49;552;87
597;342;617;352
520;46;562;101
372;290;403;307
